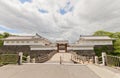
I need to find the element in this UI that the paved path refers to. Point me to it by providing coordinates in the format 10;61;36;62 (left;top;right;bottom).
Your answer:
87;64;120;78
0;64;100;78
47;53;73;63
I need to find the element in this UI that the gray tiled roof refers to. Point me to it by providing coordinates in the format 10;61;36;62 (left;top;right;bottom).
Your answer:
80;36;114;40
3;34;50;42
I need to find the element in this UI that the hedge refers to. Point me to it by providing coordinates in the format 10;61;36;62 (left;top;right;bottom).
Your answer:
0;54;18;65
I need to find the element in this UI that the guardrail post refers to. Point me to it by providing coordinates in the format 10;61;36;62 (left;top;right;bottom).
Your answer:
18;52;23;65
60;56;62;64
102;52;107;66
89;59;93;64
95;56;98;64
27;56;30;63
32;58;35;63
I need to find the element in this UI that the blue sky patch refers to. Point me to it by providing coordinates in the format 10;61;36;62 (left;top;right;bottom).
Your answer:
68;6;74;12
67;1;71;5
59;1;73;15
19;0;32;4
60;8;67;15
0;25;20;33
38;9;48;13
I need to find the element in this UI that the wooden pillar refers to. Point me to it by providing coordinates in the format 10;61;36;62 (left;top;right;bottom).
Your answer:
65;44;67;52
57;44;59;52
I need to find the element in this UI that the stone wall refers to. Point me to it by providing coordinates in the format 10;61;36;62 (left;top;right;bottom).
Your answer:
30;50;54;58
94;45;113;55
30;50;56;63
0;45;55;63
72;50;95;56
0;45;30;54
72;45;113;56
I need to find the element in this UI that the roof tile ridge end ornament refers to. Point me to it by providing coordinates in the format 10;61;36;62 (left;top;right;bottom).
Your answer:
36;33;42;38
32;33;41;39
34;33;50;42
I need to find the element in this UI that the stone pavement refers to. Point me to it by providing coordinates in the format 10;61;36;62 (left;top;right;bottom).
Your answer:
87;64;120;78
0;64;100;78
47;53;73;63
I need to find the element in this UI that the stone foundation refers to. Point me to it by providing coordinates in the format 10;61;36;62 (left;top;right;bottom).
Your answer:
73;50;95;56
0;45;55;63
0;45;30;54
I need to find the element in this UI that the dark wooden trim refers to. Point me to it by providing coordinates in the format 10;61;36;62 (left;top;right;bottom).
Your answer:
57;43;68;52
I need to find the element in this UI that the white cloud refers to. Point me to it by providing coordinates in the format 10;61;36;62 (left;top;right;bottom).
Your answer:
0;0;120;42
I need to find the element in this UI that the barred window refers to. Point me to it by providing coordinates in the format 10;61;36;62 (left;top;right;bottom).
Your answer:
6;41;9;43
21;41;24;43
16;41;19;43
27;41;29;43
11;41;14;43
34;41;38;43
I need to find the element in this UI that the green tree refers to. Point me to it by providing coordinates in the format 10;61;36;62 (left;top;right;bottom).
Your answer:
0;34;3;38
114;39;120;53
0;32;10;47
93;30;113;37
93;30;120;56
111;32;120;39
94;45;110;56
3;32;10;38
94;47;102;56
0;40;3;47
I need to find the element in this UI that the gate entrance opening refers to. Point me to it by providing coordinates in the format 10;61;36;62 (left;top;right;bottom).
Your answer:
56;40;68;52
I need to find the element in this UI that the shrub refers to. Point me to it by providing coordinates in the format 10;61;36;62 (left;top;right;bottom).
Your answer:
0;54;18;65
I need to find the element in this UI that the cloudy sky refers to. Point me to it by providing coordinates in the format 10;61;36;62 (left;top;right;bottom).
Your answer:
0;0;120;42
